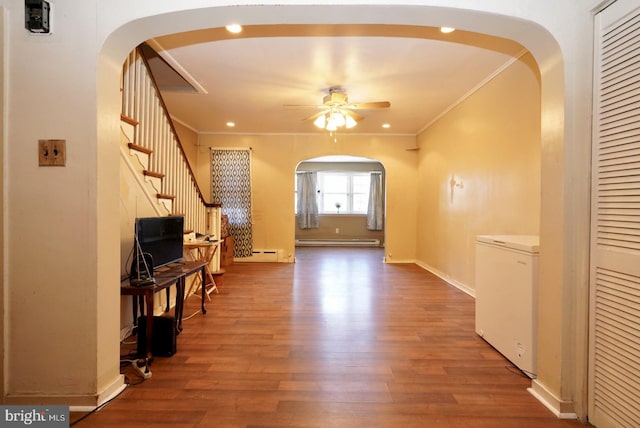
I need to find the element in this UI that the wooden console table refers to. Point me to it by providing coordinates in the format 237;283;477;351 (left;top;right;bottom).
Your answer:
121;259;207;360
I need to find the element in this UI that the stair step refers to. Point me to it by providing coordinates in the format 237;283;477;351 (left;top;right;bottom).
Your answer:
128;142;152;155
143;170;165;179
157;193;176;200
120;114;138;126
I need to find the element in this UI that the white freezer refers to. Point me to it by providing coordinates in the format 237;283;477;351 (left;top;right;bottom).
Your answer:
475;235;539;377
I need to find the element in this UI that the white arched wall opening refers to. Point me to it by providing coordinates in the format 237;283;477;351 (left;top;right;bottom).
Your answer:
94;1;587;418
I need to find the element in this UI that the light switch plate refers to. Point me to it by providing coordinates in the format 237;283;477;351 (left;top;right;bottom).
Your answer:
39;139;66;166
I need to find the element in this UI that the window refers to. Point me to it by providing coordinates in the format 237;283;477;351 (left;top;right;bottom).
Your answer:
317;172;370;214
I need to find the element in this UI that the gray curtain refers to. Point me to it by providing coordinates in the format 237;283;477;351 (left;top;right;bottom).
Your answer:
367;171;384;231
211;149;253;257
297;171;319;229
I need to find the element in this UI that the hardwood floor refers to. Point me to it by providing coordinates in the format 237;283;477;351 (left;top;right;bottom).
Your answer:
73;247;586;427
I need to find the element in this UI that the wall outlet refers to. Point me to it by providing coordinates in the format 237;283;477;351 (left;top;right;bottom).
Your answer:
335;228;340;234
516;342;524;359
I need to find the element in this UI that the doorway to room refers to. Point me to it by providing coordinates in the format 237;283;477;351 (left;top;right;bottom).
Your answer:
294;155;385;250
96;2;577;419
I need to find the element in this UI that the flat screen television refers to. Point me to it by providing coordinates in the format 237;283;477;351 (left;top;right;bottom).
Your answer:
133;215;184;271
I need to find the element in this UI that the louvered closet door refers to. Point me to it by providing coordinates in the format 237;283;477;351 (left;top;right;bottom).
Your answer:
590;1;640;427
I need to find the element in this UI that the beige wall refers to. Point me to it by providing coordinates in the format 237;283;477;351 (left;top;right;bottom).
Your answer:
196;133;418;262
416;53;541;292
174;120;199;174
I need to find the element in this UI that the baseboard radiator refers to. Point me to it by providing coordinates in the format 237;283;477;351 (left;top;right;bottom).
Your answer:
235;249;281;262
295;238;381;247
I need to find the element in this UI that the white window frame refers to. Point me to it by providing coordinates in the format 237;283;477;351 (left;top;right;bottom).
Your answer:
317;171;370;214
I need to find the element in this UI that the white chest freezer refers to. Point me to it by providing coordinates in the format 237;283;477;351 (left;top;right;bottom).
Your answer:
475;235;539;377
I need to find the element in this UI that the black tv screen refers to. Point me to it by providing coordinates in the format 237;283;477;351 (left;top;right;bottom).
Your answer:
135;216;184;269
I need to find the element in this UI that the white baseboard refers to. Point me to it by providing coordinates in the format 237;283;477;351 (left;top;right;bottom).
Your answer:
69;375;126;412
414;260;476;297
528;379;577;419
295;238;380;246
97;375;127;407
383;257;416;264
5;375;126;409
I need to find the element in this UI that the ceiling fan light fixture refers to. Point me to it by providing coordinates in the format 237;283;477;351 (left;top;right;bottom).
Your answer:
331;110;346;127
300;88;389;132
313;115;326;128
314;109;354;131
326;116;338;131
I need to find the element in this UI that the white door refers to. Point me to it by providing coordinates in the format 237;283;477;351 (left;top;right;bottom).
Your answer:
590;1;640;427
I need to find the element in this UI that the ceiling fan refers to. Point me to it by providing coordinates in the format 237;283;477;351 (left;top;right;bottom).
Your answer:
285;87;390;131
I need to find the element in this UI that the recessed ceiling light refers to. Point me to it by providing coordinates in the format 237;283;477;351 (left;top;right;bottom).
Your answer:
382;123;391;129
440;27;456;34
226;122;235;127
225;24;242;34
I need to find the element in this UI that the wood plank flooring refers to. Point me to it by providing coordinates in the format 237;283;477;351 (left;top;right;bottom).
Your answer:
73;247;587;427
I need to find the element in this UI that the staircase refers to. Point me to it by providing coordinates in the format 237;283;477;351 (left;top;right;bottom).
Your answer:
120;45;217;231
119;121;173;215
120;45;222;270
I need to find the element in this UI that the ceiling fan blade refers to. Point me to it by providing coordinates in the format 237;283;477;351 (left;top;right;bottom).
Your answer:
283;104;325;109
348;101;391;109
343;110;364;122
302;110;327;121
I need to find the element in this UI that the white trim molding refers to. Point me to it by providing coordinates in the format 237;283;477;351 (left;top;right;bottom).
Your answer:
415;261;476;298
528;379;577;420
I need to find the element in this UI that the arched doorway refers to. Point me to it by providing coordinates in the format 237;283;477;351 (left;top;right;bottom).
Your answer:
295;155;386;251
92;2;575;416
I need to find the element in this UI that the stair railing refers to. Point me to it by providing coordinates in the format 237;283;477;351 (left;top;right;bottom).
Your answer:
121;44;216;235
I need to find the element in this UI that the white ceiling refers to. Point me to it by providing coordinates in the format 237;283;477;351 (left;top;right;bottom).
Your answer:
148;24;526;136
